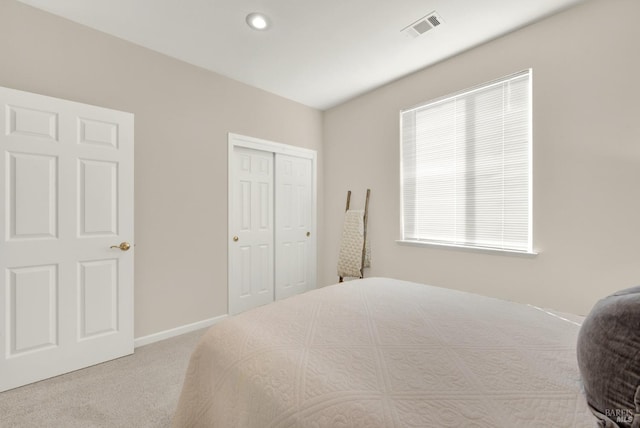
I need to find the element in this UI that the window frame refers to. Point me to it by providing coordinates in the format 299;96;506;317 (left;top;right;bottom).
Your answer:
398;70;536;255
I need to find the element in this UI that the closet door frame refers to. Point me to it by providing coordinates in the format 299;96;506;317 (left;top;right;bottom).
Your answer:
227;133;317;314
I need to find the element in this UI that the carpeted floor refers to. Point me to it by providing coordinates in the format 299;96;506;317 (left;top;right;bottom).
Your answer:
0;328;206;428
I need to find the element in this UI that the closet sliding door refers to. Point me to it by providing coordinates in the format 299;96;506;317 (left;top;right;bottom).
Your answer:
228;146;275;315
228;134;316;315
275;154;313;300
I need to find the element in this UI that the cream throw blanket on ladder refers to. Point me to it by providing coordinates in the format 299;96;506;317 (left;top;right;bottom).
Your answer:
337;209;371;278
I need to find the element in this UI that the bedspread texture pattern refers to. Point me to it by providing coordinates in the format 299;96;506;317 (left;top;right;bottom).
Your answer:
173;277;593;427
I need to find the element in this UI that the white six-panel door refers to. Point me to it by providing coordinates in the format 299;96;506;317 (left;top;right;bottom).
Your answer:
0;86;134;392
275;154;313;300
229;146;275;315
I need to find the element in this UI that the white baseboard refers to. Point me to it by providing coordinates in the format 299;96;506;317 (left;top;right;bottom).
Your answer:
134;314;228;348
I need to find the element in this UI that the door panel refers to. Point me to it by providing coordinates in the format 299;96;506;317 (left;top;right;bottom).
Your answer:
7;105;58;140
79;259;118;339
8;265;58;356
275;154;314;300
229;147;274;314
79;159;119;236
9;152;58;239
0;86;134;392
78;118;119;148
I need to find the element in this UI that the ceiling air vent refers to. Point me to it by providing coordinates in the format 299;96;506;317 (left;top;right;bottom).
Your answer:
402;11;444;38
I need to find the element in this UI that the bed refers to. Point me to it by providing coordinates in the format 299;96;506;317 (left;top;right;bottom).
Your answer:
172;277;594;427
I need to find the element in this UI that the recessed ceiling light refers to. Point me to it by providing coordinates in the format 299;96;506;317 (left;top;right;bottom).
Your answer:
246;13;270;30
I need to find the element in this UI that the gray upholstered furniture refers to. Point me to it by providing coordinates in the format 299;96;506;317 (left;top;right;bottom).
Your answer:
577;286;640;428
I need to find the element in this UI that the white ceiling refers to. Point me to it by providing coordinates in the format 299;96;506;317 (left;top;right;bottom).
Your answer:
18;0;587;110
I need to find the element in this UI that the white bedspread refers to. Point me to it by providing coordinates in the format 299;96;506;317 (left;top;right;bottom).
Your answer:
173;277;594;427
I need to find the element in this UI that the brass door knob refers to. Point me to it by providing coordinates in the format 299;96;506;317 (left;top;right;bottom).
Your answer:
110;242;131;251
233;236;239;242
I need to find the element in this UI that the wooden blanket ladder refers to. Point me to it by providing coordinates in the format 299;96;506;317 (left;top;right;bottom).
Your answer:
338;189;371;282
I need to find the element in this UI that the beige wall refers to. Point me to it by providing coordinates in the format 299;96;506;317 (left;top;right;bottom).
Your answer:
322;0;640;315
0;0;323;337
3;0;638;339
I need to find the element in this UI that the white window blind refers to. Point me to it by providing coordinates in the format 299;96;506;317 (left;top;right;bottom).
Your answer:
400;70;532;253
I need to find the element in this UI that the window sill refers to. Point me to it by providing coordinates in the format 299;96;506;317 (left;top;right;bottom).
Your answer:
395;240;539;257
